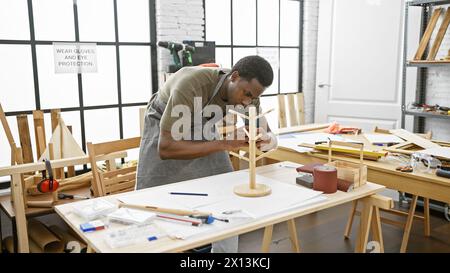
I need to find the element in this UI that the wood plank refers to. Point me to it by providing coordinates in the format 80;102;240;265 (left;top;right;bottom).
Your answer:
0;151;128;176
390;129;440;149
16;115;34;163
274;123;331;135
50;109;61;132
371;207;384;253
102;166;137;179
0;103;16;149
414;8;443;60
277;95;287;128
36;126;46;161
296;93;305;125
103;172;136;187
287;94;298;127
400;195;418;253
66;125;75;177
11;172;29;252
261;225;274;253
33;111;46;159
355;198;373;253
427;8;450;60
344;200;357;239
287;219;300;253
105;180;136;194
90;137;141;156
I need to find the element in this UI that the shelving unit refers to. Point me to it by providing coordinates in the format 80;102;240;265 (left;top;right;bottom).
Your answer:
401;0;450;131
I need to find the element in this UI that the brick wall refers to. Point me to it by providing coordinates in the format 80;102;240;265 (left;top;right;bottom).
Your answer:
155;0;204;87
302;0;319;123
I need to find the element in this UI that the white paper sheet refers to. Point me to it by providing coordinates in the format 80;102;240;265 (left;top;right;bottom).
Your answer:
117;172;325;239
418;147;450;160
278;138;314;153
364;133;404;144
292;133;346;145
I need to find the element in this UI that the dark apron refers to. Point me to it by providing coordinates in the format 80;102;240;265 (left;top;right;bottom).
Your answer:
136;73;233;189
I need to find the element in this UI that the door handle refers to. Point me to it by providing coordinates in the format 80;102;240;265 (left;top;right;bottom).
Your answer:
318;83;331;88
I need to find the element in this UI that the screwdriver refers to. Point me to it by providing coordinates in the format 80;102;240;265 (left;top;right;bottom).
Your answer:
58;193;90;200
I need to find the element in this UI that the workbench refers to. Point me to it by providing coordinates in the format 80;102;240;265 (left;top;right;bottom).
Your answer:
54;162;390;253
263;126;450;252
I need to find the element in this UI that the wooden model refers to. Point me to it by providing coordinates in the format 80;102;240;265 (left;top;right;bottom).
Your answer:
228;106;275;197
325;140;367;188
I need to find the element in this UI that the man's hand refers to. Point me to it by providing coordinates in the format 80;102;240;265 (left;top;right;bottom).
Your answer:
256;128;278;151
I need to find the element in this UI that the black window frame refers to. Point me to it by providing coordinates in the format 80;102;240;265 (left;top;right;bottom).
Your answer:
203;0;304;97
0;0;158;159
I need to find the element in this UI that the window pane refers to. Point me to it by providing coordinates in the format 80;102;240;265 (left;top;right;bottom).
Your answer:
233;0;256;46
82;46;118;106
215;47;232;69
233;47;257;65
77;0;115;42
36;45;79;109
117;0;150;42
0;45;35;112
84;108;120;143
257;0;279;46
205;0;231;45
0;116;19;169
260;96;278;130
0;0;29;40
120;46;152;103
280;0;299;46
122;106;142;161
33;0;75;41
280;48;299;92
257;47;279;94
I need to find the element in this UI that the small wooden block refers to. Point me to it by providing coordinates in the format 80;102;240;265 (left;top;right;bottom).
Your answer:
233;183;272;197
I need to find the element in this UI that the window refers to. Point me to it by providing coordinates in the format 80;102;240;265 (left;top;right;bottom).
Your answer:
0;0;157;169
205;0;303;127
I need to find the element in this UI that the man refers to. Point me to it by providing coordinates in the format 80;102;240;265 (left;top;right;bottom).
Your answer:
137;55;278;252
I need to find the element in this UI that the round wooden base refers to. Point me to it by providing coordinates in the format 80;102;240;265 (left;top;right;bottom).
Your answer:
233;183;272;197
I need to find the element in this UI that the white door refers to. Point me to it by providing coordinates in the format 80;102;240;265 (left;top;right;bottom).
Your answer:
314;0;406;131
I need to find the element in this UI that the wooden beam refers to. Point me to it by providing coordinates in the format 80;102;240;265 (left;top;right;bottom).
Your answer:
0;151;128;176
296;93;305;125
277;95;287;128
0;103;17;165
287;94;298;127
414;8;442;60
66;125;76;177
11;172;29;253
274;123;332;135
427;8;450;60
33;110;46;159
390;129;440;149
50;109;61;132
16;115;34;163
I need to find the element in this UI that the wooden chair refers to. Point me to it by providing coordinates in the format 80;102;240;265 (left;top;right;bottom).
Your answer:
277;93;305;129
87;137;141;197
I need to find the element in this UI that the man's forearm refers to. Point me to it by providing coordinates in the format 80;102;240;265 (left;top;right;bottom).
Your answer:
159;139;227;160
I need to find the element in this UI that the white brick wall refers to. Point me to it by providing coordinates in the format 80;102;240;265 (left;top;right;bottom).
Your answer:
425;5;450;142
155;0;204;87
302;0;320;123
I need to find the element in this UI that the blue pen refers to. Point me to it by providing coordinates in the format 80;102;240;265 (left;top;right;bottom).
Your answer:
169;192;208;196
147;236;158;241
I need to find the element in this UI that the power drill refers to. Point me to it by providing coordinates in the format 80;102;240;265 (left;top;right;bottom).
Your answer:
157;41;195;73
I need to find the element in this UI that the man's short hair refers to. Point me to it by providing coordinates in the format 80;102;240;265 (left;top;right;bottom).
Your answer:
231;55;274;87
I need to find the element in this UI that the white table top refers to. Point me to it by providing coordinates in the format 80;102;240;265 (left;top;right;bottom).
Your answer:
55;162;385;253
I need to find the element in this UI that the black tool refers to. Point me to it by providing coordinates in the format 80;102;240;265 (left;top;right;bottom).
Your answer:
157;41;195;72
436;168;450;179
58;193;89;200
